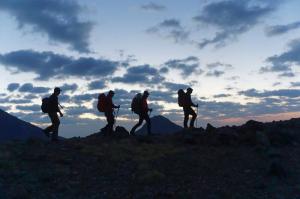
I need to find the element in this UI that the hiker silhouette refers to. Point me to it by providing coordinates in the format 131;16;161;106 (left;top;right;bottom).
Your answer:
178;87;198;128
43;87;63;141
130;91;152;135
98;90;120;135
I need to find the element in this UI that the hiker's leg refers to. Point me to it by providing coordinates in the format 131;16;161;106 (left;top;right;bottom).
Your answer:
109;113;115;134
50;112;60;141
44;113;54;133
144;113;151;135
190;108;197;128
183;108;189;128
130;115;143;134
107;112;115;134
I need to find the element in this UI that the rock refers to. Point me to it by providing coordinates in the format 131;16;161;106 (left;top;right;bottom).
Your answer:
268;160;286;178
206;123;216;133
183;133;197;145
255;131;271;147
239;131;257;145
114;126;130;138
266;129;297;146
241;120;264;132
217;131;239;146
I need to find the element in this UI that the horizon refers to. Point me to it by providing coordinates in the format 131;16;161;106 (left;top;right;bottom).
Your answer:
1;0;300;138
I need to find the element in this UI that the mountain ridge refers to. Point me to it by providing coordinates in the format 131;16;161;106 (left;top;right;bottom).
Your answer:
0;109;45;141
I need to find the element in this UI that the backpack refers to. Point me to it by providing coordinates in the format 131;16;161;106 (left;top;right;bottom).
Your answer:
177;89;186;107
97;93;107;112
41;97;50;113
131;93;142;114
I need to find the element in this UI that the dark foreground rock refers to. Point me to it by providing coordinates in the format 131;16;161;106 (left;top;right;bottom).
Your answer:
0;118;300;198
0;133;299;199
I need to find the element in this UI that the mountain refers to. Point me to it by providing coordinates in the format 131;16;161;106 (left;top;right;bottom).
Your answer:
0;109;45;141
136;115;183;135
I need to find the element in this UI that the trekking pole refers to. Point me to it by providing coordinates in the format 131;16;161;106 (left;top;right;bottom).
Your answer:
58;103;64;109
116;107;120;119
196;105;199;128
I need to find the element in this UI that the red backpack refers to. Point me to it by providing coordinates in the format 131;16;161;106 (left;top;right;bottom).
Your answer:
177;89;186;107
97;93;107;112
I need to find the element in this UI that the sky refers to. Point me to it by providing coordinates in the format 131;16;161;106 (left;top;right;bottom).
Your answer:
1;0;300;138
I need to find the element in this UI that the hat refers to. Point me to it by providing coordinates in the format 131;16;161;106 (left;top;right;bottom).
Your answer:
143;90;149;95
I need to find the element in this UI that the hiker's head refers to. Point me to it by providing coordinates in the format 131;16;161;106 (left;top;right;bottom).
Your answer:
187;87;193;94
143;90;149;98
178;89;184;95
54;87;61;96
108;90;115;97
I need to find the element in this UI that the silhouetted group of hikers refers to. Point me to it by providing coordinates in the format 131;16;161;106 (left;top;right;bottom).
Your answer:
41;87;198;141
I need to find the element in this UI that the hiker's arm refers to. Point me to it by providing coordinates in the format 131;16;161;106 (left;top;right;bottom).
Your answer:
113;104;120;108
192;101;198;107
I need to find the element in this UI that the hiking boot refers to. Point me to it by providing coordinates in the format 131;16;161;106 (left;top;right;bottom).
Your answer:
43;129;50;138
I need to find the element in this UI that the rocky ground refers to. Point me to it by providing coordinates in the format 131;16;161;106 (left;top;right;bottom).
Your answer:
0;119;300;199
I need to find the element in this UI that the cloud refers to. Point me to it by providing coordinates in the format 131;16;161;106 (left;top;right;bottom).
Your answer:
0;50;119;80
207;62;233;69
18;83;50;93
112;65;165;84
213;94;232;98
0;0;93;53
278;72;295;77
147;19;190;43
7;83;20;92
65;106;97;116
239;88;300;98
16;105;41;112
260;39;300;76
9;99;33;104
88;80;106;90
206;62;233;77
266;21;300;36
194;0;279;48
290;82;300;88
60;83;78;93
163;56;202;77
72;93;98;103
206;70;225;77
0;106;10;111
163;82;190;91
141;2;166;11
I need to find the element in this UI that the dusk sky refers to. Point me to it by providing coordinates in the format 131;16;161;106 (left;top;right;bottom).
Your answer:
1;0;300;137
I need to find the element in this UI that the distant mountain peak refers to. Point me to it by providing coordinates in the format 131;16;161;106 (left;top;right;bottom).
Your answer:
136;115;183;135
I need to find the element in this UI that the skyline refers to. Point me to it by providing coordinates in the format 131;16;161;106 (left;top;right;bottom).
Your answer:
1;0;300;137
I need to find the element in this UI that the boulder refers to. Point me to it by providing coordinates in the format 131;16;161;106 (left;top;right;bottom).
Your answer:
205;123;216;133
114;126;130;138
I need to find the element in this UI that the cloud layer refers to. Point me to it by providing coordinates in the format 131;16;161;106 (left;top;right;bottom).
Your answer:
0;50;119;80
194;0;279;48
0;0;93;53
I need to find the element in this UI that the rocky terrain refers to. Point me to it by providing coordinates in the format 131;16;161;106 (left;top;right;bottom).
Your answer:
0;118;300;198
